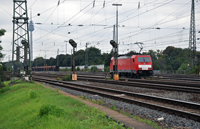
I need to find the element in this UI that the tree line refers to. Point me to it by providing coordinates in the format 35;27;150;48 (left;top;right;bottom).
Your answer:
0;29;6;87
27;46;199;73
3;39;200;74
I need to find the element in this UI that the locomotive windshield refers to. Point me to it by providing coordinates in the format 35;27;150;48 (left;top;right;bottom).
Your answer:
137;57;151;62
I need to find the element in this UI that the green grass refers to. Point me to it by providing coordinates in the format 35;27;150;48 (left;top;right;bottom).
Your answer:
0;81;125;129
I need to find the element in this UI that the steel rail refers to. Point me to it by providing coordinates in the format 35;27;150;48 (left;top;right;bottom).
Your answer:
154;73;200;81
33;73;200;88
78;77;200;94
32;73;200;93
77;74;200;88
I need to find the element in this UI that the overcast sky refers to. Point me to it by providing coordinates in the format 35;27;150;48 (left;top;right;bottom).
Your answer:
0;0;200;62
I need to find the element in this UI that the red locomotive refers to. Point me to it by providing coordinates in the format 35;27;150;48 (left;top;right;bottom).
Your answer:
110;55;153;78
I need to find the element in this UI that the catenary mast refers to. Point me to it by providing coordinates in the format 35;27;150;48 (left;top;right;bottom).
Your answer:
11;0;32;83
189;0;196;68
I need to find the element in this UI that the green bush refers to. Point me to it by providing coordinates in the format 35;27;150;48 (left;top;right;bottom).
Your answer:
69;68;72;71
91;66;98;72
64;67;69;71
39;104;64;117
104;66;110;72
29;90;38;99
62;74;72;81
81;68;89;72
76;66;80;71
191;66;200;74
0;85;10;94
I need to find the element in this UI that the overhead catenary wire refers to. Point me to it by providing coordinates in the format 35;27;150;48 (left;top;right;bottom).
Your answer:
28;0;38;10
33;0;152;44
33;1;94;42
32;0;189;45
2;0;197;61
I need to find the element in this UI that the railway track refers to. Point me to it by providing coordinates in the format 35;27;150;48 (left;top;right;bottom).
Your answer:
79;74;200;88
33;71;200;81
33;73;200;93
154;73;200;81
33;72;200;87
33;76;200;122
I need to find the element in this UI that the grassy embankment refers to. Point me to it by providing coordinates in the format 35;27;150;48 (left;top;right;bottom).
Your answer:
0;81;125;129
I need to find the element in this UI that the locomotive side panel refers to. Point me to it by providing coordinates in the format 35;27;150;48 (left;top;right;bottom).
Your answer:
110;57;114;72
131;55;137;74
118;58;132;72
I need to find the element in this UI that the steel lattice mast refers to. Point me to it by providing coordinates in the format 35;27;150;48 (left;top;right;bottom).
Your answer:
189;0;196;66
11;0;32;83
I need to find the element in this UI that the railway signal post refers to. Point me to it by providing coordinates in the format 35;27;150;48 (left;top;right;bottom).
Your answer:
110;40;119;80
69;39;77;81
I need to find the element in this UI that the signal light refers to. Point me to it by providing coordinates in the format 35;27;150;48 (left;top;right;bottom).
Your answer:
110;40;117;47
69;39;77;48
21;40;29;47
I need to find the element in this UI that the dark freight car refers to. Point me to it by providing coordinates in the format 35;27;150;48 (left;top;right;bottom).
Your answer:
32;66;59;71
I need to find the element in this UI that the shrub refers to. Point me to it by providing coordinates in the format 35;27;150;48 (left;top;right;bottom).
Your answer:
0;85;10;94
62;74;72;81
39;104;64;117
29;90;38;99
110;105;118;111
76;66;80;71
104;66;110;72
56;77;60;80
82;95;87;100
0;82;5;89
69;68;72;71
64;67;69;71
82;68;89;72
91;66;98;72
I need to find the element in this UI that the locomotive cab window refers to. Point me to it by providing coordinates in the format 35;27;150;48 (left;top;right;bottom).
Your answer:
133;59;135;62
138;57;151;62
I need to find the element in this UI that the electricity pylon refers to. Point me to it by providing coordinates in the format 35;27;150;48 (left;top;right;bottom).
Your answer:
11;0;32;83
189;0;196;68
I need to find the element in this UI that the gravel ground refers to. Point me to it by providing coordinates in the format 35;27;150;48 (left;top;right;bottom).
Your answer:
45;82;200;129
76;81;200;104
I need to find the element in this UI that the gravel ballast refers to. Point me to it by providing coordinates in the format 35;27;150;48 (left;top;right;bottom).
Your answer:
79;81;200;104
46;82;200;129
